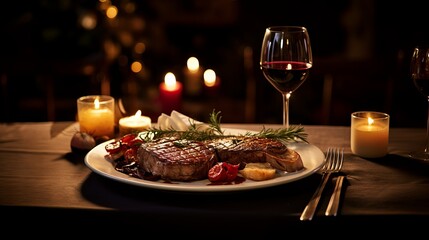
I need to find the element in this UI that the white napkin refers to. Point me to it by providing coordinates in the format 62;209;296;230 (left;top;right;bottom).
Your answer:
157;110;209;131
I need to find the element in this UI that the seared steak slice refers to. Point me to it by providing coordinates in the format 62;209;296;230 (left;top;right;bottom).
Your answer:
137;137;217;181
212;137;304;172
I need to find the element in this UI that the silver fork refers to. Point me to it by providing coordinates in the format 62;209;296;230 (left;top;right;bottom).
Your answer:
300;147;344;221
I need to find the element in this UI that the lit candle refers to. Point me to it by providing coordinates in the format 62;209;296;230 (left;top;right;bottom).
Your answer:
183;57;203;96
119;110;152;136
159;72;183;114
351;111;390;158
203;68;220;96
77;95;115;138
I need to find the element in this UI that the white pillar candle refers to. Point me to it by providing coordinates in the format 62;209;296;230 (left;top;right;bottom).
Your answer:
77;95;115;138
183;57;203;96
119;110;151;136
351;111;390;158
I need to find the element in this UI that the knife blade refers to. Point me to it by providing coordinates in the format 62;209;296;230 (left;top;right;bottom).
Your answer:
325;175;345;216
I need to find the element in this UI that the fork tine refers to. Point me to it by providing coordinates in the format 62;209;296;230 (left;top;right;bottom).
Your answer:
328;148;344;172
338;148;344;170
328;148;335;170
334;148;344;172
322;148;334;172
333;148;340;170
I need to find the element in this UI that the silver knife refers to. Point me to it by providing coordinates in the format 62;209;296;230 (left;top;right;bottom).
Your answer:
325;175;345;216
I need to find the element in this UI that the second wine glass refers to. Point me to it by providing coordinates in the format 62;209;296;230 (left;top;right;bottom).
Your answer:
410;46;429;161
260;26;313;129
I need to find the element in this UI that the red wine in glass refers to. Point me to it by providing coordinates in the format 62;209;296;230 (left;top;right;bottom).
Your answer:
261;61;310;93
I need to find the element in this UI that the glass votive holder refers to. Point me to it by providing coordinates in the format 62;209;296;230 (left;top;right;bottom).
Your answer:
351;111;390;158
77;95;115;138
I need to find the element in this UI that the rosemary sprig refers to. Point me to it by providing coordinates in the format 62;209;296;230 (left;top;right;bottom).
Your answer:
207;109;224;135
139;126;223;142
244;125;308;143
138;110;308;144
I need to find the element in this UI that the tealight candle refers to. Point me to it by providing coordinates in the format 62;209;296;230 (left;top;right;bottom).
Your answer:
351;111;390;158
119;110;151;136
77;95;115;138
159;72;183;113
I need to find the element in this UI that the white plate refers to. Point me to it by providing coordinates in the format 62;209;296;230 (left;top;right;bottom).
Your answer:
84;128;325;192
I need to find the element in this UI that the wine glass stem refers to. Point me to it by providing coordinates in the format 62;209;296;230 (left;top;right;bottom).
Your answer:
282;93;291;129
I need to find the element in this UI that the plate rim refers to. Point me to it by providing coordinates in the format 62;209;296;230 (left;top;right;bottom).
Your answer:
84;128;325;192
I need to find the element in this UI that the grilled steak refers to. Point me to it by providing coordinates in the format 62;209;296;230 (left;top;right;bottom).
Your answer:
137;136;304;181
137;137;218;181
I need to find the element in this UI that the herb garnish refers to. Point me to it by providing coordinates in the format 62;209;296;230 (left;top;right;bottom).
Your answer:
138;110;308;144
245;125;308;144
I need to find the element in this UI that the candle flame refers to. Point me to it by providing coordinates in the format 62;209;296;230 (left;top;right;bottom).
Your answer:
286;63;292;70
94;97;100;109
367;117;374;125
204;69;216;87
164;72;177;91
134;110;142;117
187;57;199;72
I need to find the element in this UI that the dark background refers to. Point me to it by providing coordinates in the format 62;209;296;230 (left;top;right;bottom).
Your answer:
1;0;428;127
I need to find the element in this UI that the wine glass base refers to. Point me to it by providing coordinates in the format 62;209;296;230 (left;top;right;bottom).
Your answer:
408;151;429;161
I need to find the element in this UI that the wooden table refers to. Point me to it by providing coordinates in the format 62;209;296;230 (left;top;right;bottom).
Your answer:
1;122;428;237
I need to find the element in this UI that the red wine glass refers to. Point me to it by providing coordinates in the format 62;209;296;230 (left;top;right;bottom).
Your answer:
410;46;429;161
260;26;313;129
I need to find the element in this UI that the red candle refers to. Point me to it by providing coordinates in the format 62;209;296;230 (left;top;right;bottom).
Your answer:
159;72;183;114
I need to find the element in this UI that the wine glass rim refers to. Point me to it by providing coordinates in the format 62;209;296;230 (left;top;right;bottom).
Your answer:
267;26;307;32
